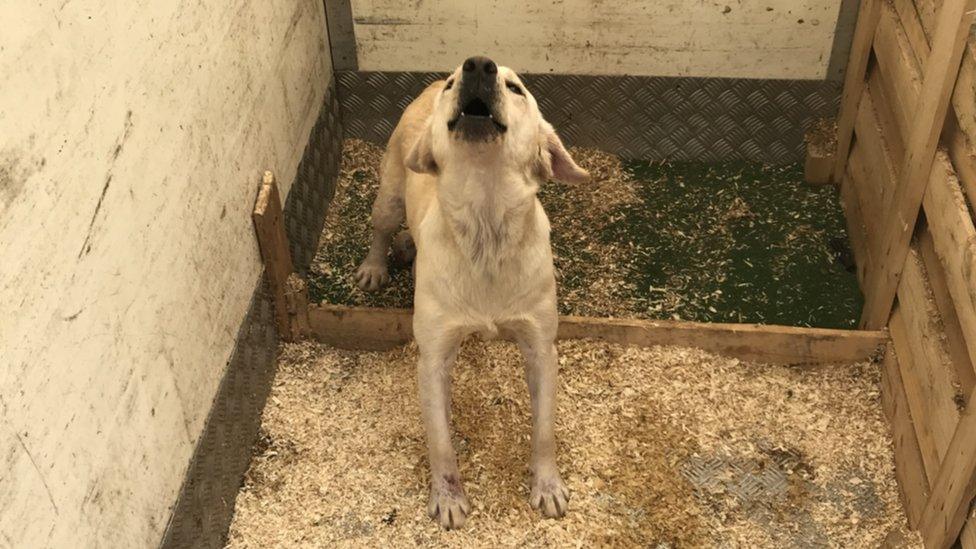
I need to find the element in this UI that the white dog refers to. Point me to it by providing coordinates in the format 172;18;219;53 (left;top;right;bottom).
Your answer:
355;56;589;529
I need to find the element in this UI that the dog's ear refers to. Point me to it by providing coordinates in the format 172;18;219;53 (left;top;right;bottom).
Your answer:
406;122;438;175
535;121;589;184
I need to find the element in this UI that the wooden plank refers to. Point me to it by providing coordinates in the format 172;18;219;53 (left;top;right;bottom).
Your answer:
832;0;884;184
920;385;976;549
881;344;933;527
252;171;304;342
921;153;976;397
858;0;975;328
945;114;976;212
873;3;924;141
894;0;932;64
852;85;898;208
804;119;836;185
919;227;976;402
867;65;907;163
307;304;888;365
891;247;964;466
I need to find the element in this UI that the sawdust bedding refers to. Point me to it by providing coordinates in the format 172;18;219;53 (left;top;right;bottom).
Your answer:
226;339;917;548
308;139;861;329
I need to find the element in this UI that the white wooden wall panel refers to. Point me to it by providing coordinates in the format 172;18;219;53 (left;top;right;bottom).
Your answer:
350;0;845;79
0;1;330;547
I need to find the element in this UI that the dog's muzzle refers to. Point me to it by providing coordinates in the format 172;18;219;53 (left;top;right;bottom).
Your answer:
448;56;507;140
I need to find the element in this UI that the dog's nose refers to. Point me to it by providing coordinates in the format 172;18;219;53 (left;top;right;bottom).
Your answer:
463;56;497;75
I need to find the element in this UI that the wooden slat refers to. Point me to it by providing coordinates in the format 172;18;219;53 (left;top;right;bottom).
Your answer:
832;0;884;184
920;385;976;548
891;247;963;466
253;171;306;342
945;114;976;213
873;3;924;141
921;152;976;395
852;84;898;208
882;344;933;527
867;64;907;163
307;304;887;365
894;0;932;64
919;227;976;402
859;0;975;328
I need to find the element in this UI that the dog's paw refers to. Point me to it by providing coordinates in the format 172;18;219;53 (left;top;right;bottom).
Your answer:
390;230;416;267
354;260;390;291
530;472;569;518
427;474;470;530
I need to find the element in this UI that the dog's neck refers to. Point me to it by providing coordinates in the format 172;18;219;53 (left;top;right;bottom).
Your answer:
436;160;541;271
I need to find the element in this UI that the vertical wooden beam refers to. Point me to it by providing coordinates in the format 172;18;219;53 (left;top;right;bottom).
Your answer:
920;386;976;549
252;171;308;342
858;0;975;328
832;0;883;184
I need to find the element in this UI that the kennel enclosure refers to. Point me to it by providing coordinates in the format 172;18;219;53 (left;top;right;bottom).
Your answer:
2;0;976;547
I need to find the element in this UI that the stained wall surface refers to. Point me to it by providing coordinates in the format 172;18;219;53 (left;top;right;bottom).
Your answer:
347;0;854;79
0;1;331;547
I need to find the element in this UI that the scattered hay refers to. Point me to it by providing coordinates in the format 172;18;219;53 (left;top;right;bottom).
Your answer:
226;340;915;548
309;139;861;328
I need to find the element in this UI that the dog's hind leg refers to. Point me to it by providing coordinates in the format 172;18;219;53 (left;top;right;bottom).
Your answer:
355;151;405;290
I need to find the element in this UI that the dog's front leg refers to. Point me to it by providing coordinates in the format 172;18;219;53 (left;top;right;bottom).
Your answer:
416;329;470;529
517;333;569;518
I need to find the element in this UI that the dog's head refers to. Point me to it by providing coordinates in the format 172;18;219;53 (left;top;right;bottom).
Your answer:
406;56;590;185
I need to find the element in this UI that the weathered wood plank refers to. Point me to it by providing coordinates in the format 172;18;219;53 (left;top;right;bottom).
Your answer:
350;0;852;79
253;171;305;342
881;345;933;528
307;304;887;365
852;85;898;208
867;65;907;163
872;3;924;140
945;114;976;213
804;120;836;185
920;385;976;549
891;247;963;472
859;0;975;328
918;227;976;402
921;152;976;396
832;0;884;184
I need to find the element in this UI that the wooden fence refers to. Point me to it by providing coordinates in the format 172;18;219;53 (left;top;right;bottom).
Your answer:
833;0;976;546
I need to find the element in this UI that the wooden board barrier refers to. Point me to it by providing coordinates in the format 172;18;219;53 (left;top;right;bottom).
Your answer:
307;304;887;365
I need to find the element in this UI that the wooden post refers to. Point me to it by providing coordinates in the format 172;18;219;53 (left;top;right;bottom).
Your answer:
831;0;883;184
857;0;975;329
252;171;308;342
804;118;837;185
920;386;976;549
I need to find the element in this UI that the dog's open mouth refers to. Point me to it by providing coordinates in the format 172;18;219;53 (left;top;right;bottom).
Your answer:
448;97;507;136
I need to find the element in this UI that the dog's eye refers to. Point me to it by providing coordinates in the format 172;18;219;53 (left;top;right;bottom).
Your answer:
444;79;454;90
506;82;524;96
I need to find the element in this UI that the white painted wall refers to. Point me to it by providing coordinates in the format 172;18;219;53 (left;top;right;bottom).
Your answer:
0;1;331;547
350;0;845;79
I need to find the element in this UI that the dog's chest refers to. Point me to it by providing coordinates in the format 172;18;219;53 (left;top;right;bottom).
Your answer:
415;201;555;317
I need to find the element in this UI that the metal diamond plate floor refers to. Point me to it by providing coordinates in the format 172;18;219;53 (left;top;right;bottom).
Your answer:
336;71;841;164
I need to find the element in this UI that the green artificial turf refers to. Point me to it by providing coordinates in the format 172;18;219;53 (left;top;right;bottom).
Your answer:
309;141;862;329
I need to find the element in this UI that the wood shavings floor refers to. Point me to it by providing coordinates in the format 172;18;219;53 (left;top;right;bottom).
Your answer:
226;339;917;548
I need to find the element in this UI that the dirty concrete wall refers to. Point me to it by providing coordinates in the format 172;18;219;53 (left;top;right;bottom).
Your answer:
0;1;331;547
345;0;850;79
